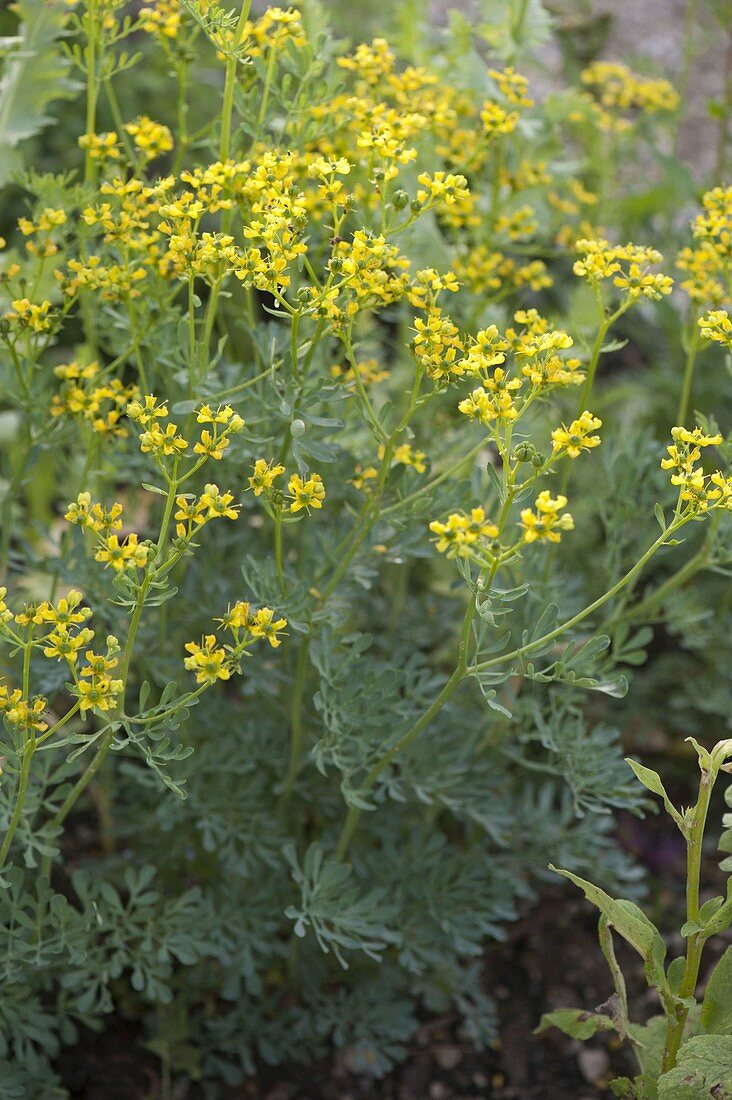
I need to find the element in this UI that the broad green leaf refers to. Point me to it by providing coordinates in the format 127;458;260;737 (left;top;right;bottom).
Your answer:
0;0;76;184
658;1035;732;1098
535;1008;614;1040
550;866;671;1006
625;759;686;831
703;947;732;1035
629;1014;674;1082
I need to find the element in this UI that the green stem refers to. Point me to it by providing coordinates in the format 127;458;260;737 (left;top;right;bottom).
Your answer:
473;519;687;677
662;765;715;1072
714;24;732;183
104;77;134;160
256;43;277;132
47;725;115;836
334;588;478;863
577;300;627;417
334;663;466;863
187;277;197;394
274;507;285;595
380;437;486;518
278;640;309;812
219;0;253;163
172;61;190;174
616;515;719;624
83;2;99;187
0;739;35;866
677;322;701;427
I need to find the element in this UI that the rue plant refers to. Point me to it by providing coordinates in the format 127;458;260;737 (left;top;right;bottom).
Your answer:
0;0;730;1092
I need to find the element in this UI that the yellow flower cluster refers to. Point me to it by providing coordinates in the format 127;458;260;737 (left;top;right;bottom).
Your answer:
65;493;152;573
661;426;731;513
5;298;55;334
579;61;678;132
429;508;498;558
0;683;48;735
127;396;244;466
247;462;326;514
287;473;326;513
453;318;583;427
677;186;732;307
0;589;123;719
76;638;123;715
698;310;732;349
17;207;66;258
453;246;552;298
124;116;174;161
573;238;673;300
185;602;288;685
174;484;239;539
51;361;139;438
78;131;121;162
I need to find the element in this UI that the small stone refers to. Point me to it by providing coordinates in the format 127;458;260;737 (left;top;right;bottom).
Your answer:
429;1084;448;1099
577;1047;610;1083
434;1045;462;1070
472;1073;488;1087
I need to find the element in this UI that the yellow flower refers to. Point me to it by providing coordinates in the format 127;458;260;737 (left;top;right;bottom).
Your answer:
352;465;378;491
198;484;239;520
458;386;518;425
288;473;325;513
184;635;231;685
123;115;173;161
193;429;229;460
520;492;575;544
174;495;208;538
76;676;123;715
6;298;54;333
249;608;288;647
127;395;169;426
43;627;95;663
551;412;603;459
95;533;150;572
248;459;286;496
4;696;48;733
196;404;244;430
65;492;94;527
699;309;732;348
140;422;189;456
391;444;427;473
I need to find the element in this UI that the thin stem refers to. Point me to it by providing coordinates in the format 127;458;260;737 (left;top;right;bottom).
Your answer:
256;43;278;132
0;739;34;866
274;507;285;596
677;321;701;427
577;298;628;418
380;437;486;518
334;574;481;863
334;663;466;863
278;640;309;812
219;0;253;163
83;2;99;187
473;519;687;676
104;77;134;160
714;23;732;183
662;764;715;1072
615;514;719;625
